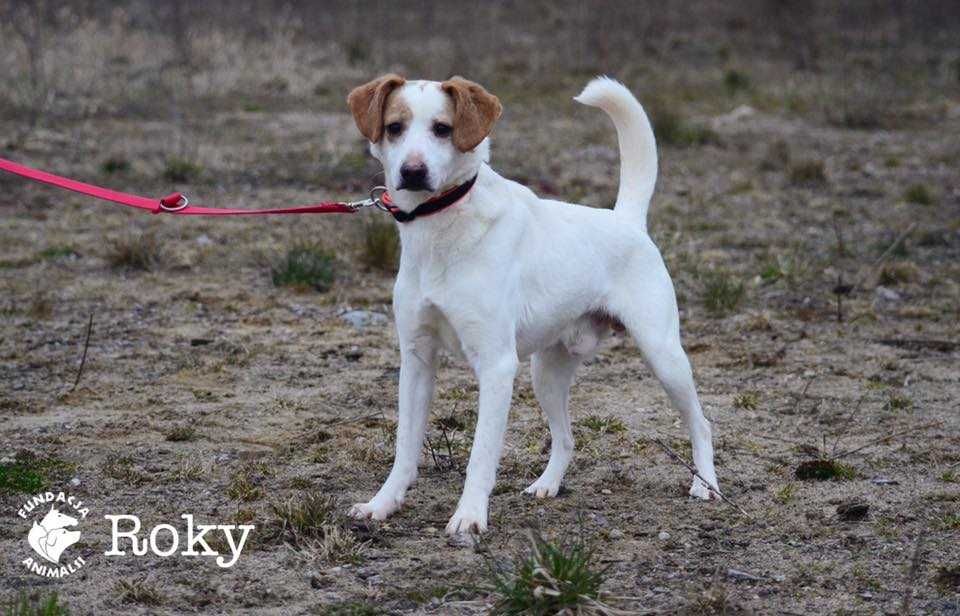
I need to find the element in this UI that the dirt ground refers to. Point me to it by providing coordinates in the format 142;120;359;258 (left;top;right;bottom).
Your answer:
1;2;959;615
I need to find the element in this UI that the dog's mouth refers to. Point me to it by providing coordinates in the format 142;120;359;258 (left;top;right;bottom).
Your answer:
397;178;434;192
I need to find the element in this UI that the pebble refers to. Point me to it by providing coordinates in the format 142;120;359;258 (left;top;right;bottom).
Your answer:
340;309;388;329
874;286;901;302
601;488;612;495
658;531;671;541
69;477;80;487
196;234;213;246
609;529;625;540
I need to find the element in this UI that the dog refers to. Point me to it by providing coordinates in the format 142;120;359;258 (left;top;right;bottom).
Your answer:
345;74;719;535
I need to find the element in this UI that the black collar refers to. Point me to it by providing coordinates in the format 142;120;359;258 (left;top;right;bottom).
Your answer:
383;174;477;223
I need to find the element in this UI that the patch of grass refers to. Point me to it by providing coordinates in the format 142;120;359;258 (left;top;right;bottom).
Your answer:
169;456;205;482
788;159;827;185
794;459;856;481
885;392;913;412
487;531;607;616
702;271;745;316
877;261;919;285
651;105;719;147
759;139;790;171
164;425;198;442
322;603;383;616
101;454;146;486
100;157;130;175
933;565;960;593
723;69;750;94
107;232;163;271
161;157;202;183
227;472;263;502
3;592;69;616
942;514;960;530
37;245;78;260
0;454;75;496
940;470;958;483
115;578;163;606
359;218;400;272
270;491;337;540
577;415;627;435
903;183;935;205
733;391;760;410
271;242;336;292
774;483;796;504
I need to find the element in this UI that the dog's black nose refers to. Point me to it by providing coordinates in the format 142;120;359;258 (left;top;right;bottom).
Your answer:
399;164;430;191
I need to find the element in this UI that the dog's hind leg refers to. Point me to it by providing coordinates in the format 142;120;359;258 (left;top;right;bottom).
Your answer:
525;343;580;498
609;266;719;500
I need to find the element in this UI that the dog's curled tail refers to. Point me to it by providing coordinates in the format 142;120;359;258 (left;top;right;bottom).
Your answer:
574;77;657;230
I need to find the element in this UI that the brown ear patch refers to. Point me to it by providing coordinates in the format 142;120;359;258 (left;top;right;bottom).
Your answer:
441;77;502;152
346;74;406;143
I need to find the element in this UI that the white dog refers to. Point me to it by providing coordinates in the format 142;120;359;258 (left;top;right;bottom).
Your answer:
346;75;718;535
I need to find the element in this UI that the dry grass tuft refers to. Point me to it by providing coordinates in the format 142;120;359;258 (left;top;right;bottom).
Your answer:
788;159;827;185
359;217;400;272
106;233;164;271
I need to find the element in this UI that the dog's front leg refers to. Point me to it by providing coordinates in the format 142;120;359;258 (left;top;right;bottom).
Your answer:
446;351;518;535
350;333;437;521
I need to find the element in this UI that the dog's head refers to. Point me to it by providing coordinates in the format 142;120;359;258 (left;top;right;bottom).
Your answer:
347;75;501;202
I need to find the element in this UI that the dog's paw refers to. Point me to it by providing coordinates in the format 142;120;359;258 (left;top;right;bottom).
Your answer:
689;477;720;501
348;497;401;521
445;500;488;535
523;476;562;499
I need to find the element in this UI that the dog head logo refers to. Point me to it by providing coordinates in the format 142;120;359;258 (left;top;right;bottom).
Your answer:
27;505;81;564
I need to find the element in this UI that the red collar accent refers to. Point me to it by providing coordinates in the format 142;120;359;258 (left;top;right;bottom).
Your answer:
381;174;478;223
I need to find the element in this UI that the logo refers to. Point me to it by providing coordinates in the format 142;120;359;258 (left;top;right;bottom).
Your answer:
18;491;89;578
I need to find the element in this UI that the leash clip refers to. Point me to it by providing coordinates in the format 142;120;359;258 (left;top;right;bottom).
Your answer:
345;185;390;212
158;192;190;212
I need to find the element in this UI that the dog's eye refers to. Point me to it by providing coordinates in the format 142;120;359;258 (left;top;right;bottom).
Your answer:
386;122;404;136
432;122;452;138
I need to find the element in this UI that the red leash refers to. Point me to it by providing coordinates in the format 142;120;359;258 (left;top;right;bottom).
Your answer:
0;156;385;216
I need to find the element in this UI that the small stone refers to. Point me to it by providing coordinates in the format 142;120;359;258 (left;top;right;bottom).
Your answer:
609;529;624;540
340;310;388;330
196;234;213;246
69;477;80;487
658;531;671;541
874;286;901;302
728;568;764;582
424;526;438;534
601;488;612;495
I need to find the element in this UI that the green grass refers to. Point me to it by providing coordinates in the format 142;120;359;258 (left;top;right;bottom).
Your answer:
885;392;913;412
359;217;400;272
650;105;719;147
3;592;69;616
903;183;935;205
37;245;78;260
702;271;745;316
577;415;627;435
732;391;760;410
723;69;751;94
100;157;131;175
271;243;336;292
0;454;75;496
794;459;856;481
487;531;607;615
161;157;202;183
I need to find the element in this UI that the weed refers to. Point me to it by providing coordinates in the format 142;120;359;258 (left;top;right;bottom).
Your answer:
100;157;130;174
271;242;336;292
774;483;796;504
3;592;69;616
37;245;78;260
270;491;337;540
788;159;827;185
940;470;958;483
115;578;163;606
878;262;919;285
723;69;750;94
733;391;760;410
322;603;382;616
942;514;960;530
106;233;163;271
933;565;960;593
903;183;935;206
651;104;719;147
487;531;607;615
227;472;263;502
794;459;856;481
162;157;202;183
577;415;627;435
360;217;400;272
101;454;146;485
885;392;913;412
164;425;197;442
702;271;745;316
169;456;205;482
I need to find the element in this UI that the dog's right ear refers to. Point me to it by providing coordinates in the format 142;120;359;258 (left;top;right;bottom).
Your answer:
347;74;406;143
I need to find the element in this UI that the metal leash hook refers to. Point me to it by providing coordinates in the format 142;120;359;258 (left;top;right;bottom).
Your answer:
345;185;390;212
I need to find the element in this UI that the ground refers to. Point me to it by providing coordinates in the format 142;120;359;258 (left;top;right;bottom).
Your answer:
1;2;959;615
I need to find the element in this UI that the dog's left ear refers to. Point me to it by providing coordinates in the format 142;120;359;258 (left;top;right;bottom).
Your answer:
347;73;406;143
441;77;502;152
